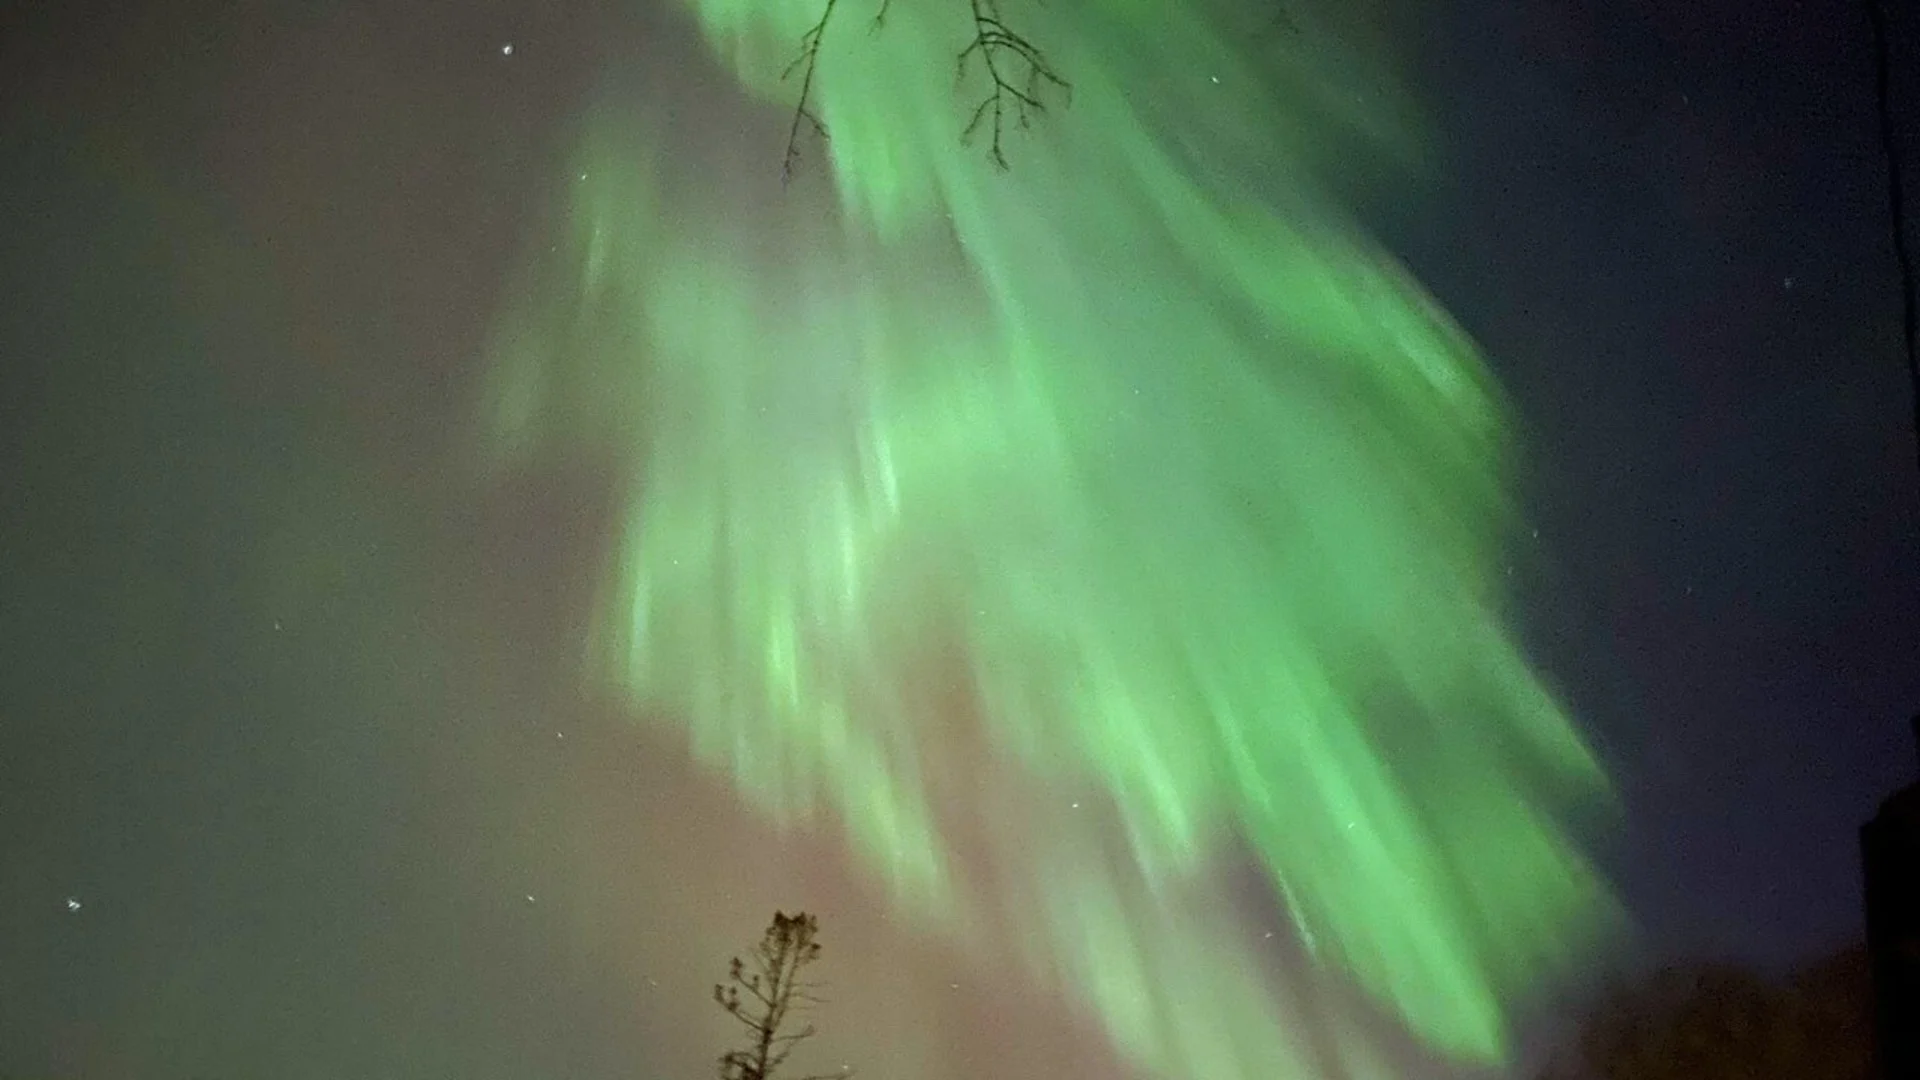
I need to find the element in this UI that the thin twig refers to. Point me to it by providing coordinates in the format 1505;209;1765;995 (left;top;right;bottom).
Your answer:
956;0;1069;169
782;0;842;185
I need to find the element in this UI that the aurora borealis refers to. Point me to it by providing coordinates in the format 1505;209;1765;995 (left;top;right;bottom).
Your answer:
481;2;1613;1076
8;0;1919;1077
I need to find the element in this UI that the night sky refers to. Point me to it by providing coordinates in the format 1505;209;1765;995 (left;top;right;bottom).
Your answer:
3;0;1918;1077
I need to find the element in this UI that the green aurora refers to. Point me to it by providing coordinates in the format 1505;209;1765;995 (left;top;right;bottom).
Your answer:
481;1;1616;1076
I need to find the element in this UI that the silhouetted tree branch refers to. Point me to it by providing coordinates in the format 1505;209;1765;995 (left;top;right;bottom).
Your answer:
780;0;1068;177
780;0;839;184
714;911;848;1080
956;0;1069;170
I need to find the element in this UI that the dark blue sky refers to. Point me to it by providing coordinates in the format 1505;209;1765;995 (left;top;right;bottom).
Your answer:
1400;0;1920;972
2;0;1917;1076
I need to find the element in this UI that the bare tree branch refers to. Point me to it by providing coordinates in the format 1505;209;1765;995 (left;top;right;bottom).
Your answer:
957;0;1069;169
781;0;841;185
779;0;1068;177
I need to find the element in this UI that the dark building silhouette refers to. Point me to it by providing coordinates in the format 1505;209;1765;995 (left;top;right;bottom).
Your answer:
1863;715;1920;1080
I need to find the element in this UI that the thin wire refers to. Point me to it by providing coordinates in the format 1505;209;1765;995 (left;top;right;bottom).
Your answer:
1867;0;1920;484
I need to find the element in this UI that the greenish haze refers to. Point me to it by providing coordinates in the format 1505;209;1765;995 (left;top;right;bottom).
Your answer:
482;1;1615;1076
